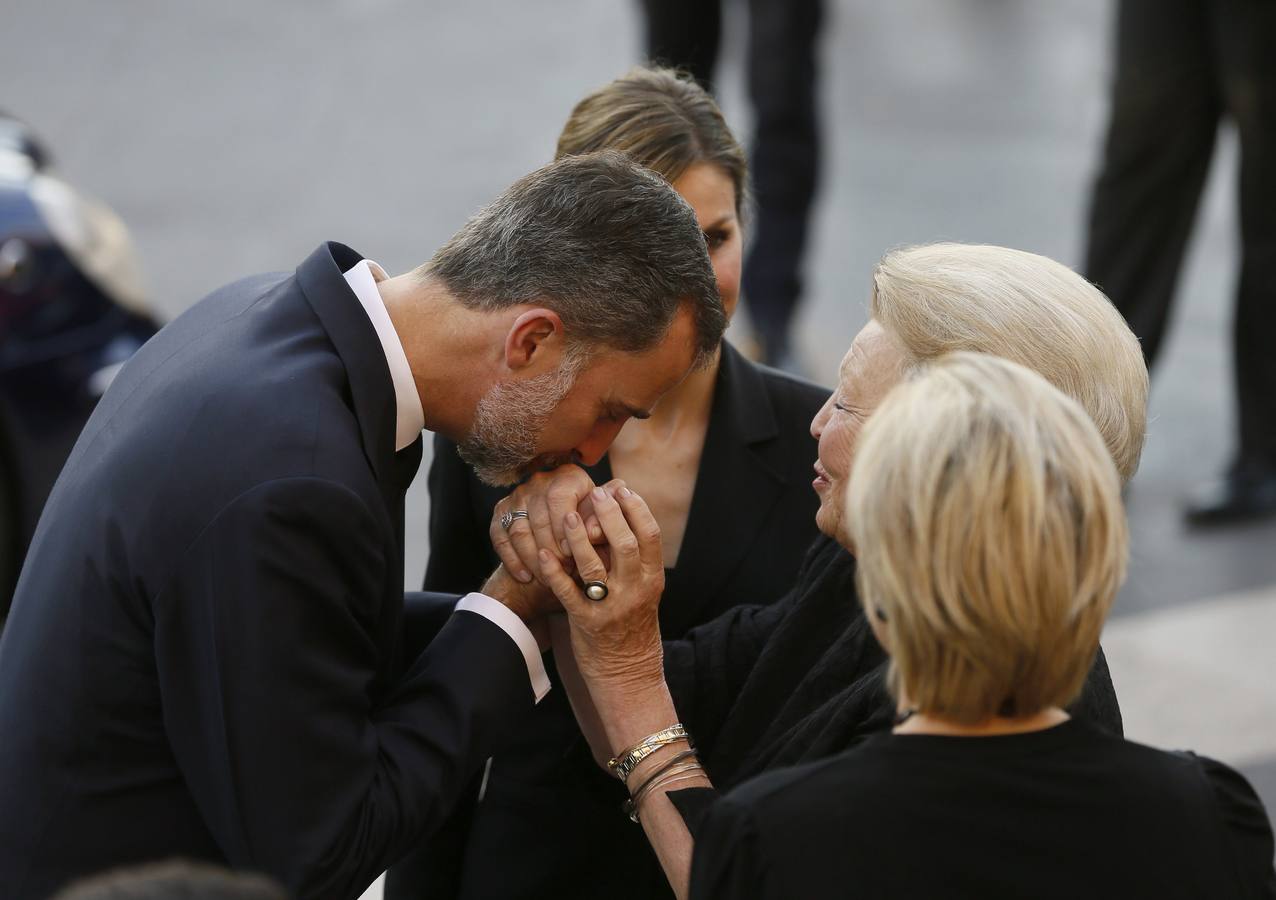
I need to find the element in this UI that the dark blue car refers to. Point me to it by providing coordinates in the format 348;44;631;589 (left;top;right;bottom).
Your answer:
0;114;159;618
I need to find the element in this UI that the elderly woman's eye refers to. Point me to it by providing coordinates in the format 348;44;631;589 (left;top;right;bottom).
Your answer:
834;402;850;413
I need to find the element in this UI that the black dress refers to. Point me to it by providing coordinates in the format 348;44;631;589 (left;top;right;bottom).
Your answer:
384;340;830;900
691;719;1276;899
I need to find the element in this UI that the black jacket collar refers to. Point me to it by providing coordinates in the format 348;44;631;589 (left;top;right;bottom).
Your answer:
718;339;782;451
659;341;792;630
295;241;401;489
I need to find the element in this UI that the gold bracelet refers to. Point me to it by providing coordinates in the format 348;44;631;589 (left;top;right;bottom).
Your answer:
624;768;708;823
608;724;691;783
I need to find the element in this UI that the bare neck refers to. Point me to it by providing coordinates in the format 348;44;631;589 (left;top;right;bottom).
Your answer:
377;272;499;441
634;346;721;439
893;706;1070;737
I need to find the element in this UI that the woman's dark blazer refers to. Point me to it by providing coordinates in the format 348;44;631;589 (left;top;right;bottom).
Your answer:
383;339;830;900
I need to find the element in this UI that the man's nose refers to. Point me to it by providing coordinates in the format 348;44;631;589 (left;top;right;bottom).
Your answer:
574;420;626;467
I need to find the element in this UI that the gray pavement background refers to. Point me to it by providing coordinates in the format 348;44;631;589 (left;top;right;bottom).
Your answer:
4;0;1275;864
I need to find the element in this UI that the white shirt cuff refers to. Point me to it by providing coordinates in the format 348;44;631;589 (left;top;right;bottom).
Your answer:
455;593;551;703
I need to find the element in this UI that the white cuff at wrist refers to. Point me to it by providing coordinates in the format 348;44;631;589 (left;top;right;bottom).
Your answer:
456;592;551;703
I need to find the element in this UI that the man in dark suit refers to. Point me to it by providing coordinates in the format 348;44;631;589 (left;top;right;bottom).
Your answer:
0;151;723;900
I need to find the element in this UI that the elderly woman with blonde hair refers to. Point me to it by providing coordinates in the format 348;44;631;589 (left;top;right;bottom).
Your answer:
688;353;1276;897
479;243;1173;893
492;243;1153;897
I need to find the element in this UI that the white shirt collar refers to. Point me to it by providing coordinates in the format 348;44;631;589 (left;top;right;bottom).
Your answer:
342;259;425;452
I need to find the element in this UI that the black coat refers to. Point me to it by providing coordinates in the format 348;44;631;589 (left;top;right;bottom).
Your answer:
664;534;1124;826
384;340;830;900
690;721;1276;899
0;243;537;900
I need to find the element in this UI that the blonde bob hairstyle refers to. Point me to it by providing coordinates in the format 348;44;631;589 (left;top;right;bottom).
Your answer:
871;243;1148;484
847;352;1128;723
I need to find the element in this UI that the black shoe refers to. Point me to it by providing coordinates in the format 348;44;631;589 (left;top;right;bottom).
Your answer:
1184;461;1276;527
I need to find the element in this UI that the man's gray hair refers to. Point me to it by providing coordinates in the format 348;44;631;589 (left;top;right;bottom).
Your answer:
423;150;725;365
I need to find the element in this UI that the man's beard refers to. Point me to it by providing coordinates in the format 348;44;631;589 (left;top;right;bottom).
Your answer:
458;351;587;487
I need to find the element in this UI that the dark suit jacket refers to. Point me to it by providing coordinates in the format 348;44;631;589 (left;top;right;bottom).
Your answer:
384;341;830;900
0;242;537;900
663;534;1124;830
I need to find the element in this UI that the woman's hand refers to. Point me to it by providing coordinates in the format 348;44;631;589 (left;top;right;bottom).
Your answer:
489;464;623;584
536;486;666;699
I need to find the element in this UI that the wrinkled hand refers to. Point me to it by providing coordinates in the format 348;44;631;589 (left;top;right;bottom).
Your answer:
536;486;666;698
489;464;625;584
480;564;560;640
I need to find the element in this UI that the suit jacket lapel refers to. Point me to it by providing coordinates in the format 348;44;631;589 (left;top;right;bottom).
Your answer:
295;242;400;512
665;342;788;632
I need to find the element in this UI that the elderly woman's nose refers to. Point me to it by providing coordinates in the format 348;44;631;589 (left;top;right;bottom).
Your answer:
811;399;833;439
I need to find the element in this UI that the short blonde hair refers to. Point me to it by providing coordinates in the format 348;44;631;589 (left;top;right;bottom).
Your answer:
871;243;1148;484
847;352;1128;722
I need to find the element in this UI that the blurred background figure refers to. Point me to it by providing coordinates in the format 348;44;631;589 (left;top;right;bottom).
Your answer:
1084;0;1276;526
52;860;286;900
641;0;823;370
0;113;158;618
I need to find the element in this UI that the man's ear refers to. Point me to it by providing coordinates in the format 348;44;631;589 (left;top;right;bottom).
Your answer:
504;308;565;373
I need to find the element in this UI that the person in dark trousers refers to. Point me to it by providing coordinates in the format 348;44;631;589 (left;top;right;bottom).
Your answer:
1084;0;1276;525
384;68;828;900
0;153;725;900
641;0;824;369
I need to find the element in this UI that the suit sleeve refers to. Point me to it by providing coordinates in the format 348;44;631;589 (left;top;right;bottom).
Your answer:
152;476;534;900
425;434;499;593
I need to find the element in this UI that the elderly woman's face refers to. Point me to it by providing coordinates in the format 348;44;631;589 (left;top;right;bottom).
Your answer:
810;319;907;543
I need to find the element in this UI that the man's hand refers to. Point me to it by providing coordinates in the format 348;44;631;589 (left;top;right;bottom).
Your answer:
489;464;625;584
480;564;560;627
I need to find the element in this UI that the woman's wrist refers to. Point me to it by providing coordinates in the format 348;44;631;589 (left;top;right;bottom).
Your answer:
592;678;681;759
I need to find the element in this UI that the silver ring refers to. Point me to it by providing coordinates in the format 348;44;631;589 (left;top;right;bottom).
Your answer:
584;580;609;602
500;509;529;531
